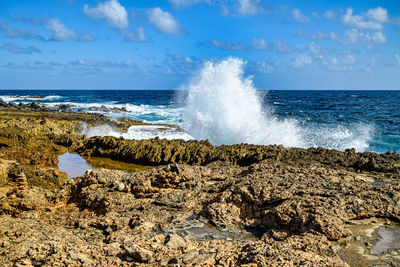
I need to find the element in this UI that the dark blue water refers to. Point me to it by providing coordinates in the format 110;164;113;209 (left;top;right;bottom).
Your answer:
0;90;399;153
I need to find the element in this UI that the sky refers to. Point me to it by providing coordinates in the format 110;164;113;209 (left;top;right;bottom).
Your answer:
0;0;399;90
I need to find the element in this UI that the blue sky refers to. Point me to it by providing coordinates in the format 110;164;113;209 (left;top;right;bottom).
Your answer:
0;0;399;90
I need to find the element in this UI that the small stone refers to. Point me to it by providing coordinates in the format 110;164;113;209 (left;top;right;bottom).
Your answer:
330;245;341;253
116;182;125;191
355;236;362;241
165;234;186;248
68;251;93;265
123;243;153;263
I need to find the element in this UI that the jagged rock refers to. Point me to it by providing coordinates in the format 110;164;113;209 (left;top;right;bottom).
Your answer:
0;107;399;265
76;136;400;176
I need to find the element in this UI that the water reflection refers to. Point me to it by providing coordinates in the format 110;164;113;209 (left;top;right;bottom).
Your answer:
58;152;153;179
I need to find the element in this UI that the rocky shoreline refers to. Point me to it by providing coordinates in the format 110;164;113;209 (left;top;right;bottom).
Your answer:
0;104;400;266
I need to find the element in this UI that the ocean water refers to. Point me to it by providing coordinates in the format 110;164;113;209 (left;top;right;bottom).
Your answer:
0;60;399;154
0;88;398;154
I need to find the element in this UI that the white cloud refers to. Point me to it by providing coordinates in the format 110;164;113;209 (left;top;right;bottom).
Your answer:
366;7;388;22
4;59;137;71
341;29;386;45
209;39;247;50
70;59;135;69
298;29;386;47
1;42;41;54
324;10;337;19
83;0;129;29
342;7;388;30
0;20;43;40
312;12;319;18
342;53;356;64
394;54;400;65
323;57;353;72
292;54;312;69
46;18;94;42
46;18;76;41
274;41;293;53
78;34;95;42
293;9;310;23
123;28;147;42
208;38;269;51
147;7;186;35
237;0;261;15
308;41;321;55
169;0;211;9
363;58;376;73
313;54;354;72
252;37;269;50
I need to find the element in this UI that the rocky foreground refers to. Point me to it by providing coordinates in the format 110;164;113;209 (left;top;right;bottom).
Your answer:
0;107;400;266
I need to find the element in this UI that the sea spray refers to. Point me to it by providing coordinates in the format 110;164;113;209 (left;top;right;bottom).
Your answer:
183;57;374;151
183;57;304;147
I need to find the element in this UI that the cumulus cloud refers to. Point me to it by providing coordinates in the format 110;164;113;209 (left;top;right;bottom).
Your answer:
147;7;186;35
297;29;386;47
46;19;76;41
312;12;319;18
209;39;247;50
46;18;94;42
342;7;388;30
1;42;41;54
4;59;137;71
0;20;44;40
396;54;400;65
4;61;60;70
123;27;147;42
83;0;129;29
293;9;310;23
252;38;269;50
362;58;376;73
324;10;337;19
156;53;202;75
169;0;211;9
307;41;321;55
69;59;136;69
206;38;269;51
274;41;293;53
237;0;261;15
342;53;356;64
250;57;279;73
391;54;400;66
322;57;353;72
341;29;386;45
311;51;356;72
292;54;312;69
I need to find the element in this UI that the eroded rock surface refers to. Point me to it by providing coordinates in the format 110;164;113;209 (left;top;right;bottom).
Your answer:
0;107;400;266
76;136;400;177
1;160;399;266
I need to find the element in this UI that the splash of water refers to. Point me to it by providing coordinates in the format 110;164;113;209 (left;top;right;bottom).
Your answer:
183;57;373;151
183;57;304;147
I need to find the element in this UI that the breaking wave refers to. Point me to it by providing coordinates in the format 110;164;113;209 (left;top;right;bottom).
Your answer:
183;57;373;151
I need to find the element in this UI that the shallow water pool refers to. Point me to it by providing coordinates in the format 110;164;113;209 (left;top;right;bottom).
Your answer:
58;152;154;179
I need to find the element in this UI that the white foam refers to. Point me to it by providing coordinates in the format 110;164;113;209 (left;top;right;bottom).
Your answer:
182;57;374;151
183;57;304;147
81;124;193;141
303;124;374;152
46;102;184;125
0;95;61;101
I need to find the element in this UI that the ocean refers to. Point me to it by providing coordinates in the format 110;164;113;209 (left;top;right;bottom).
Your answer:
0;89;399;154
